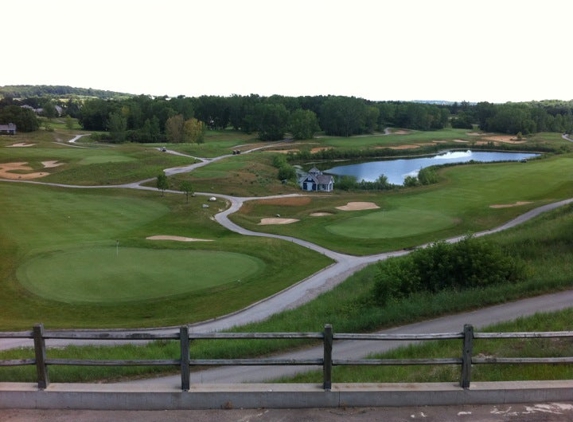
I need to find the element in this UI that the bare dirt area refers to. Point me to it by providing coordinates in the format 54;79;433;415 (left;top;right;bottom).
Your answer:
257;196;312;207
490;201;532;209
259;218;299;225
336;202;380;211
310;212;332;216
0;162;53;180
483;135;525;144
385;144;420;150
146;235;213;242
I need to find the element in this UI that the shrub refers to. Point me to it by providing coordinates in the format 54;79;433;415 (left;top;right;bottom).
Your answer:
372;236;528;305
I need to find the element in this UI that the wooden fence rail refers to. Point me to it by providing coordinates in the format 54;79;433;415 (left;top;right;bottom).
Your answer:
1;323;573;391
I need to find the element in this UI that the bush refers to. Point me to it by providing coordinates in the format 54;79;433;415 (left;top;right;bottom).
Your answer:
372;236;528;305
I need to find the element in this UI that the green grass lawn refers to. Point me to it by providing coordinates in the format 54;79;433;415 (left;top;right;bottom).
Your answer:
18;247;263;303
232;154;573;254
0;182;331;329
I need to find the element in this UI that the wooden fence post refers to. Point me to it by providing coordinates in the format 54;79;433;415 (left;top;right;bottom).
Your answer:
460;324;474;389
323;324;333;391
180;326;190;391
33;324;49;389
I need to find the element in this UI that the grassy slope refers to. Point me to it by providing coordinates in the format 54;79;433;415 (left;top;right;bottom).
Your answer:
231;154;573;254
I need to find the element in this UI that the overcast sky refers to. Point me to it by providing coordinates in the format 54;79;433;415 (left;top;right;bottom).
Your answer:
4;0;572;103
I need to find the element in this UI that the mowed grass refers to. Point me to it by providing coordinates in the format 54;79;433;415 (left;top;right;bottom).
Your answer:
0;131;196;185
18;247;263;303
232;154;573;254
0;182;332;329
326;208;456;238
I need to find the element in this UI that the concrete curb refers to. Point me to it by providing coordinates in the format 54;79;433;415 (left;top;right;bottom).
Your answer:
1;381;572;410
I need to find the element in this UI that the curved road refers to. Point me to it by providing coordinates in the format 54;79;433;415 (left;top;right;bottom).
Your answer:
1;139;572;360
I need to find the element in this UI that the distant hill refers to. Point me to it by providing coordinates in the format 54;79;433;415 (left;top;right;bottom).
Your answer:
0;85;133;100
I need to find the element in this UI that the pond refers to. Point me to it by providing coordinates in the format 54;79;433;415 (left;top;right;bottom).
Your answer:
324;150;540;185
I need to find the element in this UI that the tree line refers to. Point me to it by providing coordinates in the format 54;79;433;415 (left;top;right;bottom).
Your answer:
2;88;573;138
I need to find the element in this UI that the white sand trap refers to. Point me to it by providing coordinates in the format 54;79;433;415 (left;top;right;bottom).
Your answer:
310;212;332;217
146;235;213;242
7;143;35;147
259;218;299;225
336;202;380;211
42;160;63;168
490;201;532;209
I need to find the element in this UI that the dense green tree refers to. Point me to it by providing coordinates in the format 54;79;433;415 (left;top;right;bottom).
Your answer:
78;99;116;131
320;96;368;136
255;102;289;141
0;105;39;132
165;114;185;143
289;109;319;140
108;111;128;143
183;118;206;143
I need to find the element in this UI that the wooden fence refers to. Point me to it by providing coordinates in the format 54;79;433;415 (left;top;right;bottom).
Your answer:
1;324;572;391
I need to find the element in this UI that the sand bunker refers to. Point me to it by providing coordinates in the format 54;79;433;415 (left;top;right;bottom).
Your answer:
310;212;332;217
7;143;35;147
490;201;532;209
41;160;63;169
146;235;213;242
259;218;299;225
0;161;64;179
336;202;380;211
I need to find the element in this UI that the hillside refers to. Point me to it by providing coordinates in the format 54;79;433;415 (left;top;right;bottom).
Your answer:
0;85;133;100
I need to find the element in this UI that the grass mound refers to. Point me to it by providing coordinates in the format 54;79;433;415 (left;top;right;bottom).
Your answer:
326;208;456;238
17;247;264;303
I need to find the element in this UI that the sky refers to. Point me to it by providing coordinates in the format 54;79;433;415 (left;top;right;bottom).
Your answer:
4;0;573;103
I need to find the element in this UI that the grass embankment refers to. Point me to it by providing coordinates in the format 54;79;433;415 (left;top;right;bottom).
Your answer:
1;203;572;383
231;154;573;255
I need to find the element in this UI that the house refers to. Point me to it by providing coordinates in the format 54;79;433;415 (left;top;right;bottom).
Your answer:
0;123;16;135
299;167;334;192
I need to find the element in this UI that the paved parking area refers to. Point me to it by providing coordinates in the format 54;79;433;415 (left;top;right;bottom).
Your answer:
2;403;573;422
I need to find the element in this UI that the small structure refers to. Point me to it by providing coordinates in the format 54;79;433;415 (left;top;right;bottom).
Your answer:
299;167;334;192
0;123;16;135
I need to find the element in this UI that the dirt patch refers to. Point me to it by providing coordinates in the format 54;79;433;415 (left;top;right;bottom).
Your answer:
7;143;35;147
259;218;299;225
386;144;421;150
453;139;468;143
257;196;312;207
310;147;331;153
483;135;526;144
269;149;300;154
391;130;409;135
336;202;380;211
490;201;532;209
146;235;213;242
310;212;332;216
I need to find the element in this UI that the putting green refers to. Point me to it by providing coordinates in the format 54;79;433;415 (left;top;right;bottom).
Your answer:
326;208;457;239
17;247;264;303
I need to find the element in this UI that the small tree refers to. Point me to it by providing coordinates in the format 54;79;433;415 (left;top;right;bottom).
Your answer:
180;180;193;203
157;173;169;196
